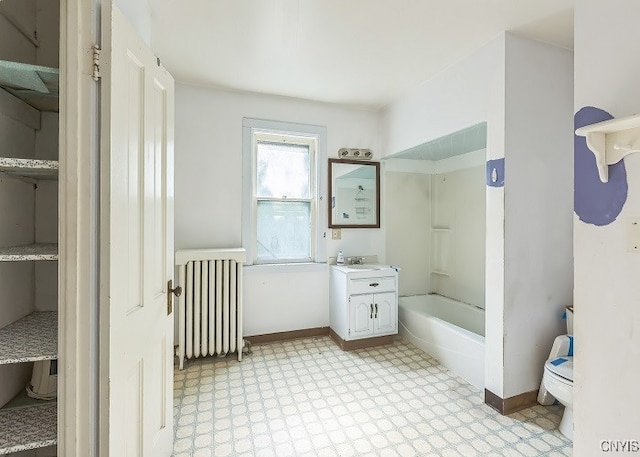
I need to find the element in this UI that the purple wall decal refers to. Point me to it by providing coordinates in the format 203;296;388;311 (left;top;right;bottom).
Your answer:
574;106;628;226
486;158;505;187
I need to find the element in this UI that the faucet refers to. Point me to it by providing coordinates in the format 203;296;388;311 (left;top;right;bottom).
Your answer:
351;256;365;265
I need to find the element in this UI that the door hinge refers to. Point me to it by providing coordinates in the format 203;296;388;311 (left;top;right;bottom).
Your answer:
92;44;101;81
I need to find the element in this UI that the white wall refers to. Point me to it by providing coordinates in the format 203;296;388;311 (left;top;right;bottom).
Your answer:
381;36;504;159
35;2;59;314
175;85;381;335
0;0;37;64
384;171;430;296
35;113;59;313
113;0;151;45
36;0;59;67
574;1;640;454
501;34;574;398
430;166;486;308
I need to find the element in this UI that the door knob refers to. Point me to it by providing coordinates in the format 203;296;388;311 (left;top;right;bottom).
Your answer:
167;280;182;315
170;283;182;297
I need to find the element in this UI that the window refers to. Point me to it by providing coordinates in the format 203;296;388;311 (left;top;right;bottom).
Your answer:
242;119;327;265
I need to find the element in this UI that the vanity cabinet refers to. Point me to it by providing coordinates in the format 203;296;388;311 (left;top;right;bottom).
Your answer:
330;265;398;350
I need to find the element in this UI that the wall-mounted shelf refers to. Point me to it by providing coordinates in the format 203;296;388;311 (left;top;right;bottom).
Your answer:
0;401;56;454
575;113;640;183
0;157;59;181
0;312;57;364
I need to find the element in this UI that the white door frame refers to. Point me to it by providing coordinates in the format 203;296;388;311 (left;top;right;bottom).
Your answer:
59;0;100;455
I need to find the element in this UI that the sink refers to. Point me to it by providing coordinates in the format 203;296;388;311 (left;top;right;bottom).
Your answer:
346;264;381;270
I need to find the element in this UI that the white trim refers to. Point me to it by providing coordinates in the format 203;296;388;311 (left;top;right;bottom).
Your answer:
59;0;100;455
244;262;329;274
242;118;327;265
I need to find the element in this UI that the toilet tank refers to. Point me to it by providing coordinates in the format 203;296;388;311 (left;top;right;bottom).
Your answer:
565;305;574;334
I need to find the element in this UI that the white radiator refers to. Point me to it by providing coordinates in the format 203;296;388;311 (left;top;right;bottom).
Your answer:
175;248;246;369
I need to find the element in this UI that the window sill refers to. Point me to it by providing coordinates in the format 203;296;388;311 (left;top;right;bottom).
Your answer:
245;262;329;274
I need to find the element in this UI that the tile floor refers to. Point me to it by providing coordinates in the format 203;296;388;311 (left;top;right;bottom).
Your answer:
173;336;572;457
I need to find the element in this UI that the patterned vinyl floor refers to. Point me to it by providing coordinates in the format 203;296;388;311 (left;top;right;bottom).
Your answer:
172;336;572;457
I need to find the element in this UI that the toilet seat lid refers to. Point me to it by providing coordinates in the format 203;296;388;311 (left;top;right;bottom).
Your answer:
545;356;573;382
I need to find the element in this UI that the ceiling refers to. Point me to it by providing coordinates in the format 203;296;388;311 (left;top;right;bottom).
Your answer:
149;0;574;110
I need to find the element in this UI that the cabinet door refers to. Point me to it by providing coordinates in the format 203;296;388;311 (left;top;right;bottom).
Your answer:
349;294;374;339
373;292;397;335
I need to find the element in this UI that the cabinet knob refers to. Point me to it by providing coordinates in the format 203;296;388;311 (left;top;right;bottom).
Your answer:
369;282;379;287
374;303;378;318
370;304;373;319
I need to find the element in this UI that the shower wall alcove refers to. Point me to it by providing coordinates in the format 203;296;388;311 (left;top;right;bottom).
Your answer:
383;123;487;389
383;122;487;305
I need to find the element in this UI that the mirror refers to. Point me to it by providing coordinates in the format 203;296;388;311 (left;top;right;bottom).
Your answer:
328;158;380;228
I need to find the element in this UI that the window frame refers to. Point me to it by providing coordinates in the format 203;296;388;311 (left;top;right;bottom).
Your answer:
242;118;327;266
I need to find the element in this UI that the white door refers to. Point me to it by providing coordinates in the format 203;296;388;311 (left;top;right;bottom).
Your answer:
100;3;175;456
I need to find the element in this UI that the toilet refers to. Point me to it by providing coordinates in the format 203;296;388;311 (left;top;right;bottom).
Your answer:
538;306;574;439
538;305;574;439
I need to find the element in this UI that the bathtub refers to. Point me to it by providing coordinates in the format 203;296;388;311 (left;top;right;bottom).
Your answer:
398;294;485;389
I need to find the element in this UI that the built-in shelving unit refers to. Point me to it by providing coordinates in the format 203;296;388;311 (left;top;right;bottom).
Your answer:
0;172;58;453
575;113;640;183
0;58;60;454
0;6;61;452
430;225;452;281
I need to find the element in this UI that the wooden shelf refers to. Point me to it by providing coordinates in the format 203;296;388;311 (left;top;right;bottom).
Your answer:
0;401;56;454
0;312;57;364
0;157;58;181
0;243;58;261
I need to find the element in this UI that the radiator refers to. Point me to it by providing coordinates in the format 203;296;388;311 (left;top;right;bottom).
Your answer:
175;248;247;369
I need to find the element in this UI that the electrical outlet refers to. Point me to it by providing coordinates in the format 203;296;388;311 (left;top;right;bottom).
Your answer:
332;229;341;240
